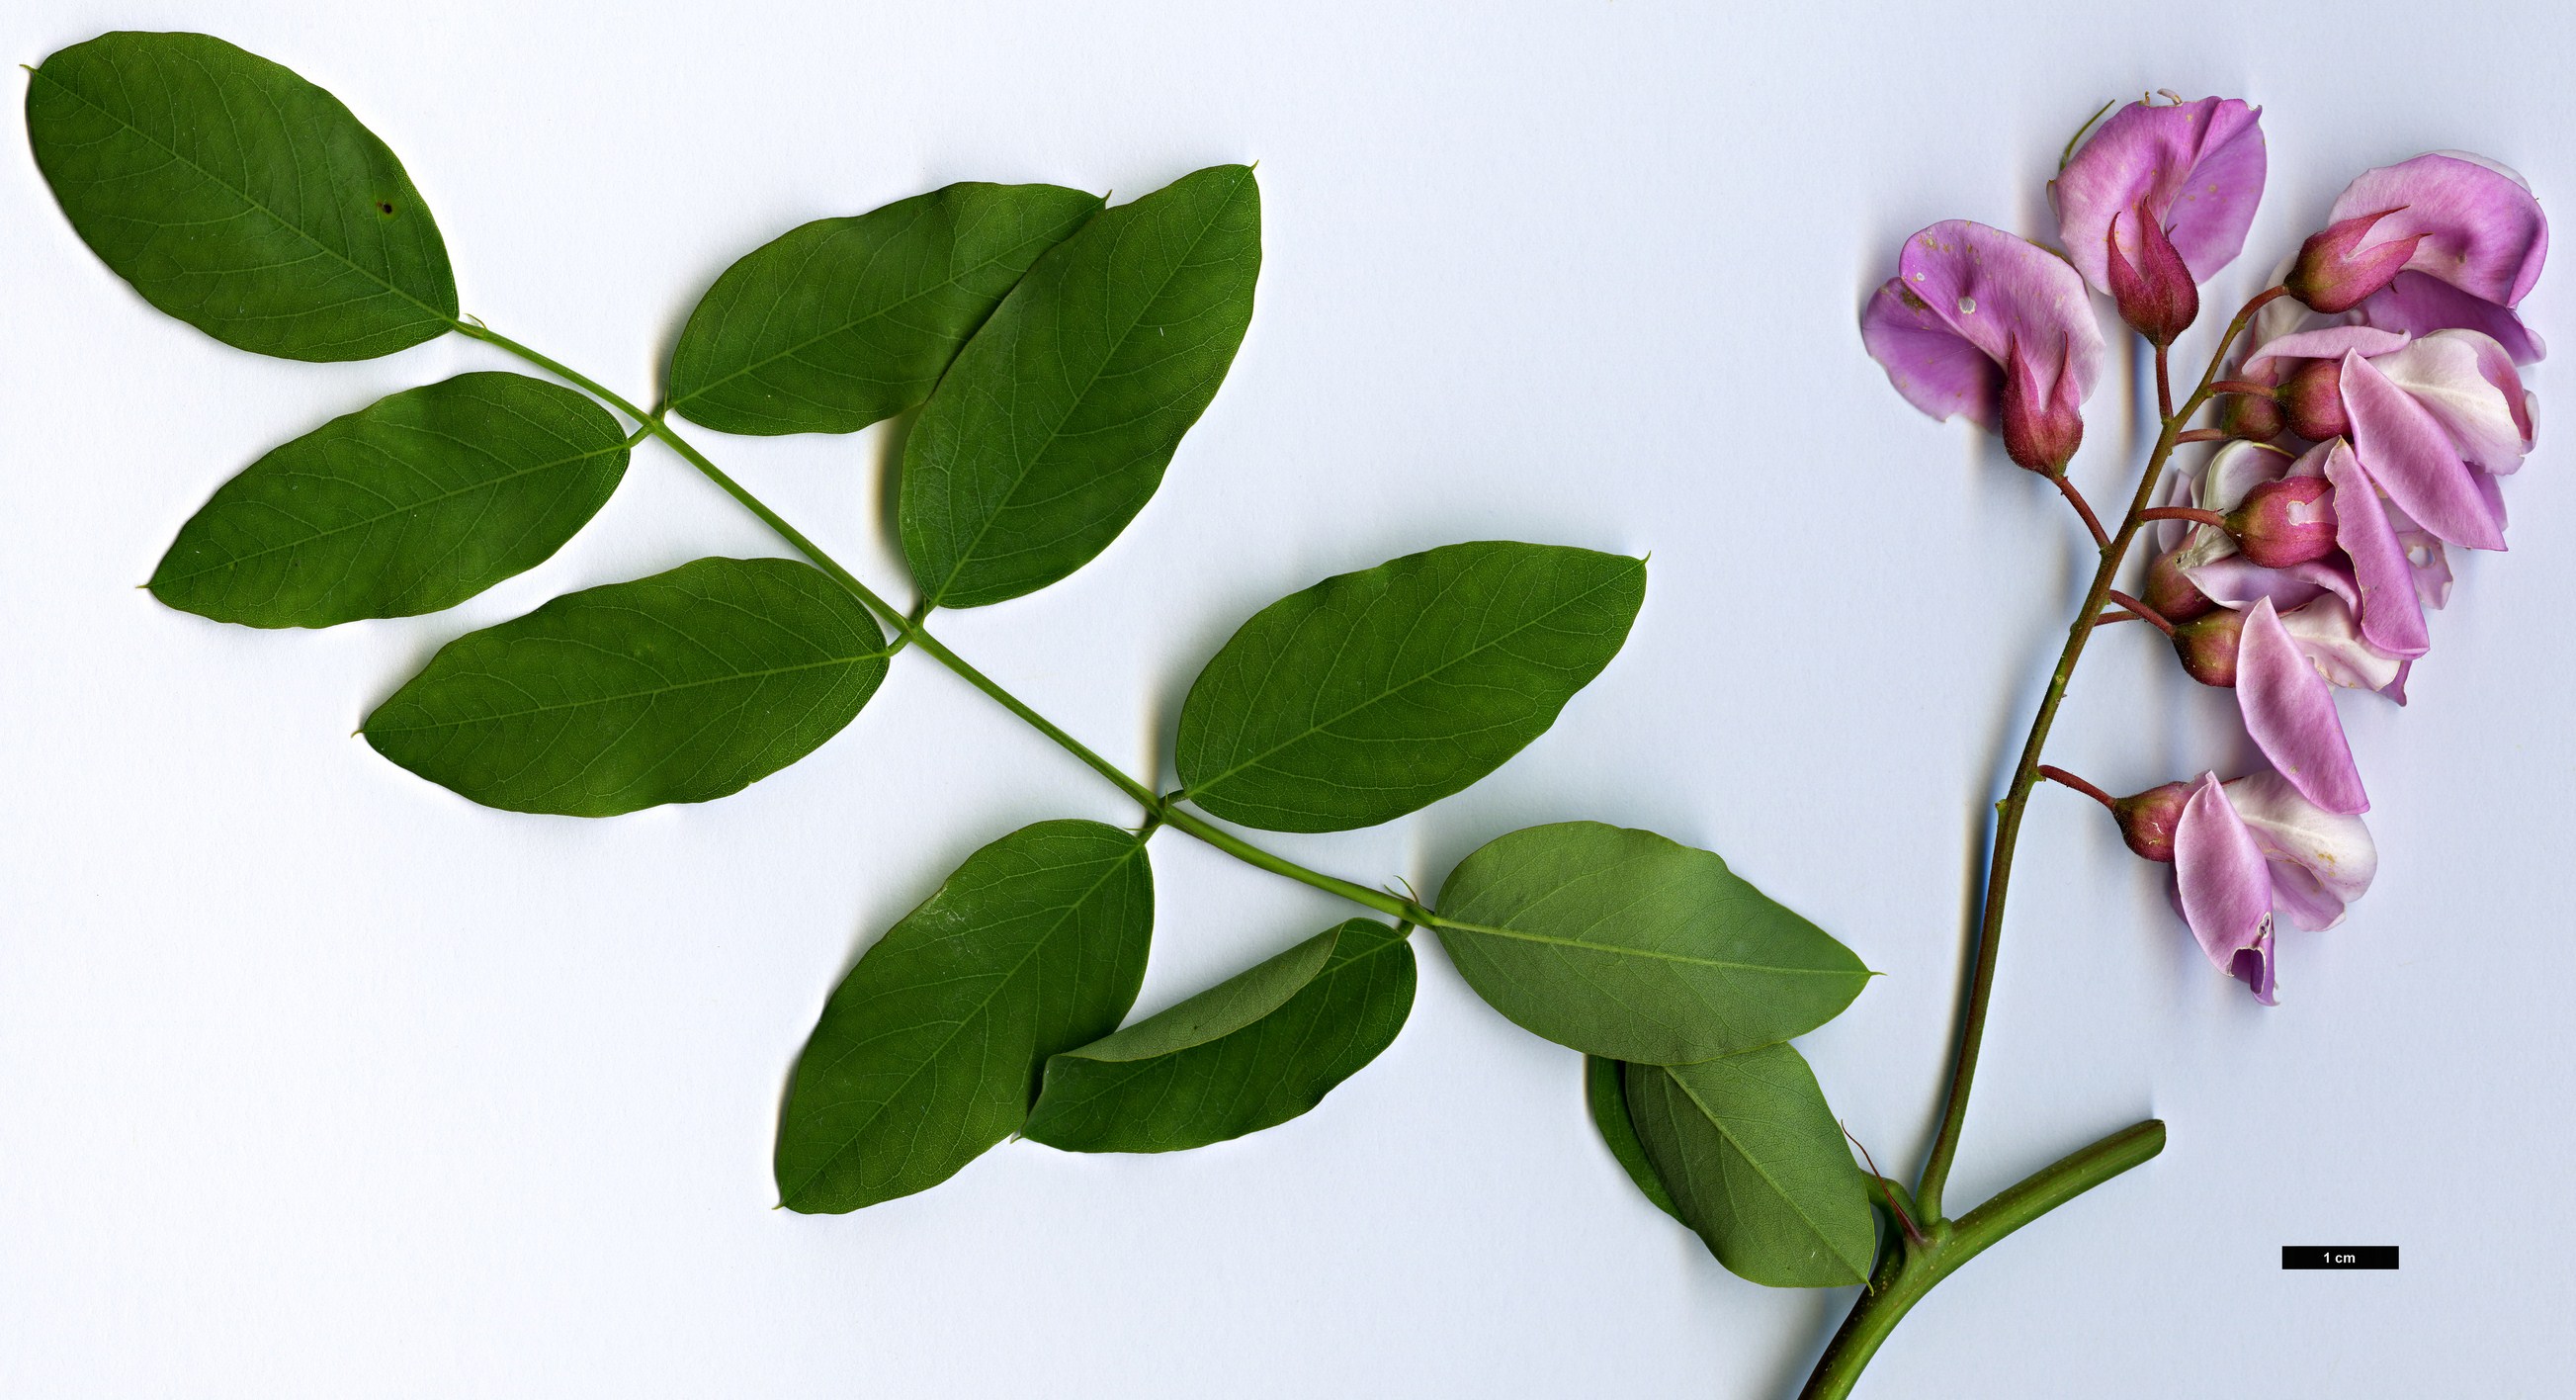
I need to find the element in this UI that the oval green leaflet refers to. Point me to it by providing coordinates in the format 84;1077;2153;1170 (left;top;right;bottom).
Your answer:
27;31;459;361
1175;542;1645;832
776;821;1155;1212
363;557;893;817
1024;919;1415;1153
151;373;631;628
1434;822;1869;1064
1623;1045;1877;1287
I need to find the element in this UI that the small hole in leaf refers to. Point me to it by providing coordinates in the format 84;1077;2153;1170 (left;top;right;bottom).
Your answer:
376;201;394;215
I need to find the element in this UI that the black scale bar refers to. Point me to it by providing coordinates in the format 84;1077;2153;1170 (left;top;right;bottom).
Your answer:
2281;1246;2398;1269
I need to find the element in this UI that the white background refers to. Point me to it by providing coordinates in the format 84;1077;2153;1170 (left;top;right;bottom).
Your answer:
5;2;2572;1395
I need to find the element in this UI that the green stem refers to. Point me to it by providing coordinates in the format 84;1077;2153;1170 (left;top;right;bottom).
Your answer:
454;319;1430;927
1801;285;2282;1399
1797;1119;2167;1400
1913;285;2276;1223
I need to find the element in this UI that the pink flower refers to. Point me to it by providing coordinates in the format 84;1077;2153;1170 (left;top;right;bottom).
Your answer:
2172;771;2378;1005
2246;326;2528;551
2163;596;2374;813
2288;153;2547;360
2055;98;2267;296
1861;220;2105;473
2166;440;2434;663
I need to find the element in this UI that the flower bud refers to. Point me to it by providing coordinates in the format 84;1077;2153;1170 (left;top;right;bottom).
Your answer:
2109;781;2193;862
2218;382;2284;441
2226;476;2338;569
2172;607;2245;687
2105;205;2199;347
2000;341;2084;475
2285;207;2426;313
2278;359;2349;441
2142;545;2217;624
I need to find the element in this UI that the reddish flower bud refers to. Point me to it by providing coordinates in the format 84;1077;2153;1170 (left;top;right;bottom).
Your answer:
2000;339;2084;475
2142;545;2217;624
2278;358;2350;441
2226;476;2338;569
2285;207;2425;314
2110;781;2194;863
2172;607;2246;687
2105;205;2199;347
2218;383;2284;441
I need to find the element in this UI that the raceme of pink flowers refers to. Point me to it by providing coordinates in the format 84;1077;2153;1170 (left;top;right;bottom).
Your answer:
1862;93;2544;1004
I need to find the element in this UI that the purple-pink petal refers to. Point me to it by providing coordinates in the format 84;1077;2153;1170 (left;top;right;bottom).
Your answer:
2340;350;2509;550
2329;153;2547;307
2057;98;2266;293
2236;597;2370;815
2320;445;2432;658
2223;770;2378;933
1861;279;2006;426
2245;324;2412;366
2230;932;2278;1005
2175;772;2275;976
1861;220;2104;429
2360;271;2546;365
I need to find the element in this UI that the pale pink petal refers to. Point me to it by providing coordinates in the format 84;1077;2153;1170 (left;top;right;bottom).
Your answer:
2278;594;2405;693
2320;445;2432;658
2359;271;2546;365
2329;153;2548;307
2201;439;2298;511
2369;331;2530;472
2237;597;2369;815
2223;770;2377;930
2341;350;2508;549
2057;98;2266;292
2244;324;2412;366
2183;557;2357;614
2175;772;2275;974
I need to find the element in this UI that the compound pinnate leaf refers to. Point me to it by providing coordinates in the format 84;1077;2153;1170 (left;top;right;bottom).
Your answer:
666;183;1104;436
27;32;458;361
1176;542;1645;832
363;557;890;816
1434;823;1868;1064
901;164;1260;609
776;821;1154;1212
1623;1047;1876;1287
1586;1055;1684;1222
1024;919;1415;1153
150;373;630;628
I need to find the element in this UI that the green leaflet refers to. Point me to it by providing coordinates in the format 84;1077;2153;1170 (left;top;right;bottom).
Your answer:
26;32;457;361
1434;823;1868;1064
776;821;1154;1212
900;164;1260;609
150;374;629;628
665;183;1104;436
1024;919;1415;1153
363;557;890;816
1623;1047;1877;1287
1586;1055;1684;1222
1175;542;1645;832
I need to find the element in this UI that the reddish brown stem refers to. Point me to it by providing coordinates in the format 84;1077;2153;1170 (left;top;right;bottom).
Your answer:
2104;588;2174;633
2139;505;2229;528
2174;428;2229;444
2035;764;2119;812
2050;472;2110;548
2092;610;2140;627
2208;379;2276;397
